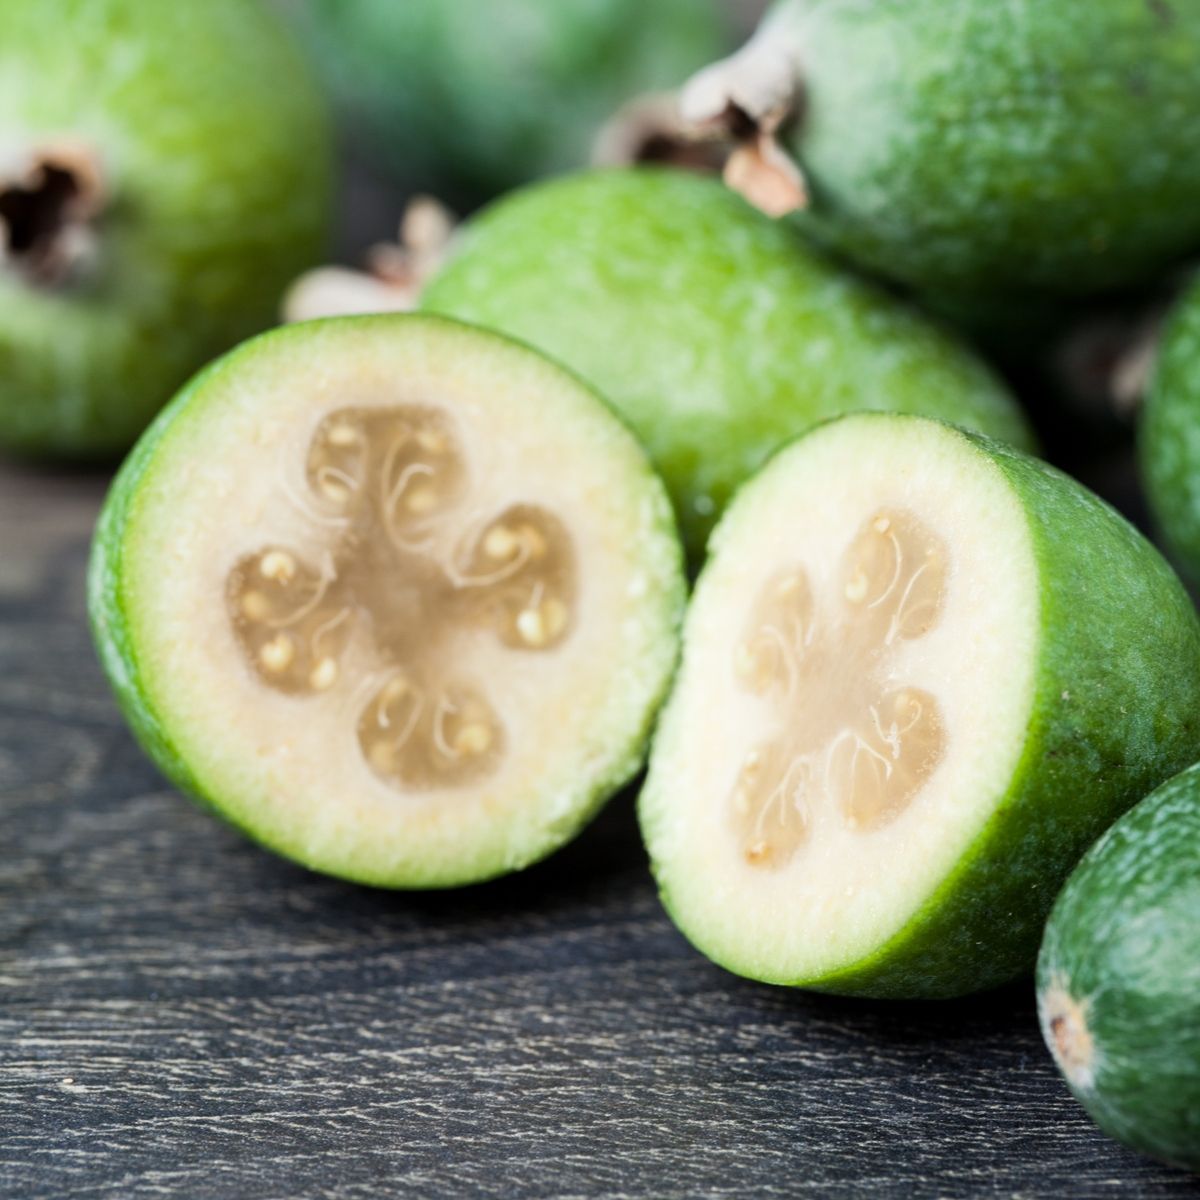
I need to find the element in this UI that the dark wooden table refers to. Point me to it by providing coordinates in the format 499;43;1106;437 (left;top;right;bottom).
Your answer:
3;459;1200;1200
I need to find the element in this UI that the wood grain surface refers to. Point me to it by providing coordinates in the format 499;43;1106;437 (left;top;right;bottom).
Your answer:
2;458;1198;1200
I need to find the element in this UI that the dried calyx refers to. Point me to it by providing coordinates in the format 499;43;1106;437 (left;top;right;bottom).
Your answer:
678;8;808;218
227;404;576;791
0;142;105;286
591;92;732;175
731;510;948;869
282;196;457;323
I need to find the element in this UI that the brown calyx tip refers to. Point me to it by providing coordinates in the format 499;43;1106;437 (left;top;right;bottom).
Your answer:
0;140;106;287
1042;980;1097;1091
678;27;809;219
282;195;458;324
591;92;730;174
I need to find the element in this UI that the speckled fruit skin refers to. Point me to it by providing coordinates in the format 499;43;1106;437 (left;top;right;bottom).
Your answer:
1037;766;1200;1170
422;168;1034;562
1140;275;1200;582
0;0;332;457
768;0;1200;321
644;415;1200;998
88;315;686;889
284;0;726;204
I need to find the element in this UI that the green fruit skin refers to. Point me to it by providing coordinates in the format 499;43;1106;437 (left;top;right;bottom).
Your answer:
422;168;1035;562
770;0;1200;319
650;416;1200;998
89;315;687;889
0;0;333;457
1037;765;1200;1171
286;0;726;204
1140;274;1200;582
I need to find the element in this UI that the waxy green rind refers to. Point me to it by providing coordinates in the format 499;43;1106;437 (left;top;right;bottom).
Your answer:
1037;767;1200;1170
90;314;686;888
286;0;726;204
422;168;1034;561
642;414;1200;998
1140;275;1200;582
760;0;1200;318
0;0;332;456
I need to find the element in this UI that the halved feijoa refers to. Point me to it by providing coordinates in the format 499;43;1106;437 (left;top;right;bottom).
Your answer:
640;413;1200;998
89;315;685;887
1038;765;1200;1171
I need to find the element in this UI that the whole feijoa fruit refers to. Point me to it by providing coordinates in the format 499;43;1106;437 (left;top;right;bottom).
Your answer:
421;168;1034;561
1038;765;1200;1171
1140;275;1200;581
89;315;685;888
683;0;1200;322
0;0;333;457
283;0;727;204
640;413;1200;999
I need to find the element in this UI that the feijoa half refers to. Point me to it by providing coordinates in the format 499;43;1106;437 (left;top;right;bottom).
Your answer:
89;315;685;887
1038;765;1200;1171
641;414;1200;998
421;168;1034;561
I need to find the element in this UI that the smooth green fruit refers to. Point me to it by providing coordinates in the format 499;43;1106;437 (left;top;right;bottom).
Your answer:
0;0;333;457
686;0;1200;321
1038;766;1200;1171
89;315;685;887
640;413;1200;998
284;0;727;204
1140;275;1200;581
422;168;1034;561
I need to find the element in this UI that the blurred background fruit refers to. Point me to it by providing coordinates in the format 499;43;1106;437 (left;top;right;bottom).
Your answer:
279;0;735;213
0;0;333;457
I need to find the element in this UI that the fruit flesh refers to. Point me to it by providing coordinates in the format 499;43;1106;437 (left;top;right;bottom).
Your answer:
641;414;1200;997
89;315;685;887
225;403;576;792
422;168;1035;560
1037;766;1200;1170
729;510;948;869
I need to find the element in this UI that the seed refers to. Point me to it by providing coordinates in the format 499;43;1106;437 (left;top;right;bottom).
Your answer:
320;479;350;505
455;723;493;756
516;607;547;646
519;523;548;558
542;598;568;639
873;516;891;534
732;788;751;815
260;550;296;583
483;525;518;559
416;428;448;454
369;741;395;772
745;840;769;863
845;570;868;603
310;657;338;690
260;634;295;673
406;486;437;514
327;422;360;448
241;590;271;621
382;676;411;705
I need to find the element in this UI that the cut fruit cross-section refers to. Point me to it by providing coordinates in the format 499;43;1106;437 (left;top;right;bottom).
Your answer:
641;414;1200;998
90;315;685;887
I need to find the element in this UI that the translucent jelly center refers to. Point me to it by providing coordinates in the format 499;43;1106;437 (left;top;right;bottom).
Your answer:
226;405;577;791
730;511;948;869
